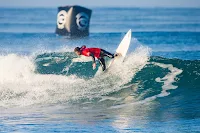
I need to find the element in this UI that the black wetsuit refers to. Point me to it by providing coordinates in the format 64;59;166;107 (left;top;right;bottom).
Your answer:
98;49;114;71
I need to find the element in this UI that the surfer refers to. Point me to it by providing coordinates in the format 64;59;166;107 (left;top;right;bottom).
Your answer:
74;45;115;71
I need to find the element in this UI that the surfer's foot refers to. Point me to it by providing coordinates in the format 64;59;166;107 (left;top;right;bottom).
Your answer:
114;53;121;58
114;53;118;57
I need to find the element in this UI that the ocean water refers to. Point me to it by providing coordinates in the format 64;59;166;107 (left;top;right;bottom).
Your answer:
0;7;200;132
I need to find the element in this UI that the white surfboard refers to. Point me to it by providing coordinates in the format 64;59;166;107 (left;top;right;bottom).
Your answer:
107;29;132;69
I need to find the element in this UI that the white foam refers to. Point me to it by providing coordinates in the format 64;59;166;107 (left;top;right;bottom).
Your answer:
154;62;183;96
72;55;93;62
137;62;183;104
0;54;83;107
110;62;183;109
0;44;151;107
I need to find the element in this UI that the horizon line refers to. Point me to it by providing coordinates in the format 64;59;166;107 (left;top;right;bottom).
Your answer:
0;5;200;9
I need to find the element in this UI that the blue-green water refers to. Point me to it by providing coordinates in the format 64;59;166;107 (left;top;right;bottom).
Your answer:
0;7;200;132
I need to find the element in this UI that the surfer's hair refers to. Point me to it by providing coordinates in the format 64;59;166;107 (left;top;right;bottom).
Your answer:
74;47;80;52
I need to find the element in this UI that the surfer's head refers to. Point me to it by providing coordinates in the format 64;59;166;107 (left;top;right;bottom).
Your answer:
74;47;81;55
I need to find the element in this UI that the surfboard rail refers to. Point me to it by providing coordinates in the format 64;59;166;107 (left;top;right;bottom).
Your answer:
107;29;132;70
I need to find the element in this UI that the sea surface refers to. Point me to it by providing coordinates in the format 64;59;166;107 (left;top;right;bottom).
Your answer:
0;7;200;132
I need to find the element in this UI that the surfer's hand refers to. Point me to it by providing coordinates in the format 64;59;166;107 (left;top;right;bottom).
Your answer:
92;63;96;70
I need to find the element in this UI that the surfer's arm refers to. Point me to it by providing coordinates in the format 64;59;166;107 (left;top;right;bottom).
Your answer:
89;53;96;63
80;45;86;50
89;53;96;69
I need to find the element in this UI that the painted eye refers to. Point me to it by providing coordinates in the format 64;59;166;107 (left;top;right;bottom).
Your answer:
57;10;68;29
76;12;89;31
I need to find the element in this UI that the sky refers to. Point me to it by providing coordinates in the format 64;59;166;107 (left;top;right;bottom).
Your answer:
0;0;200;8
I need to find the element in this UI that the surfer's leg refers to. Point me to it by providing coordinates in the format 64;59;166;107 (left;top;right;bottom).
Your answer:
101;49;114;59
98;58;106;71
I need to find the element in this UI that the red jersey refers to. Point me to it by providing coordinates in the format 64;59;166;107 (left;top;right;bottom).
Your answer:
81;47;101;58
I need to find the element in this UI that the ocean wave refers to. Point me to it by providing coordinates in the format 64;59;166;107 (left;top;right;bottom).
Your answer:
1;46;199;108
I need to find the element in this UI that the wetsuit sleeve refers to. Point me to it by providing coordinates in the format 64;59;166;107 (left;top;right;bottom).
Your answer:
89;53;95;63
81;45;86;49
